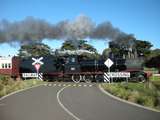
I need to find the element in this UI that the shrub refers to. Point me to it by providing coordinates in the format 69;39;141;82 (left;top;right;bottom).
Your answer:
102;83;160;110
144;96;158;107
0;75;14;85
0;75;44;97
0;83;4;91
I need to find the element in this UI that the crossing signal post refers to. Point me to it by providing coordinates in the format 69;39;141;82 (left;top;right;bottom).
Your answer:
34;63;40;80
32;57;44;80
104;58;130;83
104;58;114;83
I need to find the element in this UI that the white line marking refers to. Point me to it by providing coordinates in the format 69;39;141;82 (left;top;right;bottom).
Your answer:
89;85;92;87
68;84;71;86
58;84;61;87
54;84;57;86
63;84;66;86
78;84;82;87
57;86;81;120
83;85;87;87
48;84;52;86
73;84;76;87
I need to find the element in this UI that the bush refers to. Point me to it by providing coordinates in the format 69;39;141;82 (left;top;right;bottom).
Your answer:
0;75;14;85
128;91;140;103
0;83;4;91
102;83;160;110
0;75;44;97
144;96;158;107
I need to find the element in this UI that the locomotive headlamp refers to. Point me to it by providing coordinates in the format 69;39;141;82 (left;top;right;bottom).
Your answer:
71;67;76;71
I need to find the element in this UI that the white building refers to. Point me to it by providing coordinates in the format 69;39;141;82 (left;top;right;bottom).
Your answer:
0;57;12;69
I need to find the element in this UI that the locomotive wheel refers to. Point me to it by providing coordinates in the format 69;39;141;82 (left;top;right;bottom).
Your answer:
71;74;82;83
137;75;146;83
95;75;103;83
83;75;93;83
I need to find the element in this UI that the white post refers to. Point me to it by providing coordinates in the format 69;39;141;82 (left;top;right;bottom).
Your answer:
37;70;39;80
126;77;128;83
108;67;111;83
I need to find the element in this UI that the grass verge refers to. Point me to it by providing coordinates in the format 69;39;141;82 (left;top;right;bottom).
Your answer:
0;75;44;98
102;82;160;111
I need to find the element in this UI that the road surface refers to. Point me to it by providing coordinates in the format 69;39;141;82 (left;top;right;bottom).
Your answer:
0;82;160;120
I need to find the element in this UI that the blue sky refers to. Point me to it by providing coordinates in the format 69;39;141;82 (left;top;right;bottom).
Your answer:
0;0;160;56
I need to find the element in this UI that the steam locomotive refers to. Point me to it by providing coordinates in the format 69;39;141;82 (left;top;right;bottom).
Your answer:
0;40;148;82
0;52;147;83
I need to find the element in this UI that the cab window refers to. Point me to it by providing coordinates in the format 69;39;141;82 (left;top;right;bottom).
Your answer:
71;57;75;63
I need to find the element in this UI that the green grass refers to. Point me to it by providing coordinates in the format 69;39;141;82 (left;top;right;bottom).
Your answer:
102;83;160;110
150;76;160;81
150;76;160;91
0;75;44;97
144;67;159;74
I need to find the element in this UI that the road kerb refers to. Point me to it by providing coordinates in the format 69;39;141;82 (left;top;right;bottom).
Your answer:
99;84;160;113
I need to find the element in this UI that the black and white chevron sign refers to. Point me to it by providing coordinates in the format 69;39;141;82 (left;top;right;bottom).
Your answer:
38;73;43;81
103;72;110;83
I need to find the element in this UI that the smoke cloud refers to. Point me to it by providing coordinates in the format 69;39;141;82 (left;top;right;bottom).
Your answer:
0;15;128;45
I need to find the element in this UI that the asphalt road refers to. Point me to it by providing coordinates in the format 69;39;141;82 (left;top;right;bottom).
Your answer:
0;82;160;120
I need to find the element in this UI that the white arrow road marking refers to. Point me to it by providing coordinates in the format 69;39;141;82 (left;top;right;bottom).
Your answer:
57;86;81;120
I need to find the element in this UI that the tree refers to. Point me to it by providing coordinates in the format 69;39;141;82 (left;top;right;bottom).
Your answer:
61;40;97;53
102;48;111;59
78;40;97;52
61;41;76;50
150;49;160;58
145;55;160;73
108;38;153;59
60;40;99;59
18;43;53;57
107;34;136;58
135;40;153;57
145;49;160;73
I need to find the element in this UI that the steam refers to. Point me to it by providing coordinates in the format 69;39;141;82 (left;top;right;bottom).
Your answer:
0;15;127;45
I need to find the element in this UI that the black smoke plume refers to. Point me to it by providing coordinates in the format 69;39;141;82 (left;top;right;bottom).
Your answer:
0;15;128;45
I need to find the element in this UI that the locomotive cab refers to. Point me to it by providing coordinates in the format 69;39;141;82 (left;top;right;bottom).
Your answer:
64;55;80;73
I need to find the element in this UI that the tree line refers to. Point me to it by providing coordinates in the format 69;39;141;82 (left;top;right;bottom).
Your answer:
18;39;160;73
